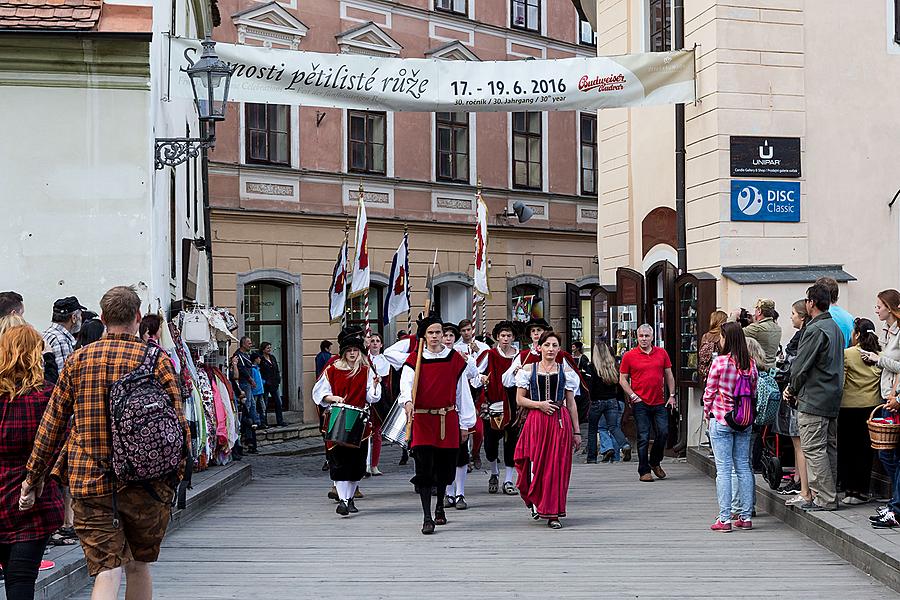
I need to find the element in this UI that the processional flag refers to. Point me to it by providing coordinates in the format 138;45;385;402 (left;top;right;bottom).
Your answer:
350;193;370;298
383;231;411;325
328;238;348;323
474;191;490;298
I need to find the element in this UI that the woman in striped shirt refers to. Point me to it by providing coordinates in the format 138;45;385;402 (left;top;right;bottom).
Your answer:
703;322;758;532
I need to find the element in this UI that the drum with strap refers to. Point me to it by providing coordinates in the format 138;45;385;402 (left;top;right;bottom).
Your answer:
325;403;370;448
381;401;409;449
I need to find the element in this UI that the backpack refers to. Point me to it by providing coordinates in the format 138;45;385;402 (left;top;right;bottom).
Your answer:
724;367;755;431
108;344;186;482
754;370;781;426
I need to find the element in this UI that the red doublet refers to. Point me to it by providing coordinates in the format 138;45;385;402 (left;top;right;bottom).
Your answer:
486;348;515;402
486;347;516;429
406;349;467;449
322;364;373;449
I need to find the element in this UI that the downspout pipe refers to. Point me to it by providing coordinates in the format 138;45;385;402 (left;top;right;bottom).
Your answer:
673;0;689;456
674;0;687;275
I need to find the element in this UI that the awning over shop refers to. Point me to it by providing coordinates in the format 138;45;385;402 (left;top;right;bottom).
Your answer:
722;265;856;285
570;0;596;29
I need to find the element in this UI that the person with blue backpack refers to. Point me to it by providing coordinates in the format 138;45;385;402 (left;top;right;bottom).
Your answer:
249;352;267;430
703;321;758;532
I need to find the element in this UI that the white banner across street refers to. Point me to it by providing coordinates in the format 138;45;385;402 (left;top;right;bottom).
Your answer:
171;37;695;112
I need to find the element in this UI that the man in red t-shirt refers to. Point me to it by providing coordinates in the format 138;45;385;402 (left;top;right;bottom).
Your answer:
619;324;676;482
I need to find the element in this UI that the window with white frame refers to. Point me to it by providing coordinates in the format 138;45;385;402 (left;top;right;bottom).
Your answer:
348;110;387;175
436;112;469;183
435;0;467;16
512;111;542;190
580;18;597;45
580;113;597;196
246;104;290;166
894;0;900;44
648;0;671;52
511;0;540;33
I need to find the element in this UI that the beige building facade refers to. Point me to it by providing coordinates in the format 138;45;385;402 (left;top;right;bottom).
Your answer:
587;0;900;445
208;0;603;421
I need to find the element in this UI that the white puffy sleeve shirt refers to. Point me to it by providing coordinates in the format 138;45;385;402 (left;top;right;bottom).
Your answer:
397;346;476;431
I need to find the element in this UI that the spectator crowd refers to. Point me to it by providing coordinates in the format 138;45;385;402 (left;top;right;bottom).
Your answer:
2;273;900;599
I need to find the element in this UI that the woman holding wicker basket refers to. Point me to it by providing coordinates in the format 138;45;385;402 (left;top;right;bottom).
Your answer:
860;290;900;528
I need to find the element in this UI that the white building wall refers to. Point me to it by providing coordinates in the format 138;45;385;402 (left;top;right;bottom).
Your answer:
804;1;900;319
596;0;900;322
0;84;154;330
151;0;213;311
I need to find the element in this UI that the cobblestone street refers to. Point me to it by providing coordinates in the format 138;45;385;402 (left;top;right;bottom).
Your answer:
64;445;900;599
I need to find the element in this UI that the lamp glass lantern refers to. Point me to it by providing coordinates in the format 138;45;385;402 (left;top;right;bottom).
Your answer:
187;37;233;122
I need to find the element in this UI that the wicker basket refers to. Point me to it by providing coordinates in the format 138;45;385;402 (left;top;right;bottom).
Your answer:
868;406;900;450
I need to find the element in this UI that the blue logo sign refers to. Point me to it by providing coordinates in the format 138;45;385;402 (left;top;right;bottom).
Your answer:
730;180;800;222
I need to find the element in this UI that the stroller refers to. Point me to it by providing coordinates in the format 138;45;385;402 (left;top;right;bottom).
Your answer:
756;365;785;490
759;426;783;490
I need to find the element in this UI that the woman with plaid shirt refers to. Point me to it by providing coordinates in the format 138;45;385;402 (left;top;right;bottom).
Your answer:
0;325;64;599
703;321;758;533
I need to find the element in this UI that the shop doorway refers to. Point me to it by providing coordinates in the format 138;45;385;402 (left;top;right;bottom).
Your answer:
612;268;644;360
434;282;469;325
349;285;385;336
243;281;289;407
566;277;612;355
236;269;302;417
645;260;677;357
590;285;613;349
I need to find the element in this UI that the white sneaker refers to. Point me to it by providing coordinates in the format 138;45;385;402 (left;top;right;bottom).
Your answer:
785;495;810;507
841;495;867;506
369;466;383;476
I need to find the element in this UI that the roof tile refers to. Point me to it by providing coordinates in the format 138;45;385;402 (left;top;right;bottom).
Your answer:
0;0;100;28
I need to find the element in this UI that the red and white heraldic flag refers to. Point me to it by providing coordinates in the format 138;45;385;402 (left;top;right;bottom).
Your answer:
328;238;348;323
474;192;490;298
350;194;370;298
383;231;411;325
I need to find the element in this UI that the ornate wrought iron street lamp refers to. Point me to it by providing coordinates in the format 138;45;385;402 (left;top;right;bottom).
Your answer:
154;37;234;170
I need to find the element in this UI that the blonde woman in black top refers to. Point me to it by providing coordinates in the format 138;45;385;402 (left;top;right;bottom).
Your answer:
585;343;631;463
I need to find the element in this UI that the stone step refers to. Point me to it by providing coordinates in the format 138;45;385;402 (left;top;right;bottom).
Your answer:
688;446;900;594
255;422;320;446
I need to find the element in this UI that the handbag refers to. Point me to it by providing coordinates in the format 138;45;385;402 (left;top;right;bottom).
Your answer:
181;311;212;345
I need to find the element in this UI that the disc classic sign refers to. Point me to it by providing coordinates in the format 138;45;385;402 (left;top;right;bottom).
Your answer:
171;37;696;112
731;180;801;223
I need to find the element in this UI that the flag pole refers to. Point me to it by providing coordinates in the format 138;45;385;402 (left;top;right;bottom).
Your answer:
406;249;439;442
474;177;487;338
341;217;350;329
404;223;412;336
359;181;372;338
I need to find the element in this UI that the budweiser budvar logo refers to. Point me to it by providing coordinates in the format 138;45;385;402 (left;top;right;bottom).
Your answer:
578;73;627;93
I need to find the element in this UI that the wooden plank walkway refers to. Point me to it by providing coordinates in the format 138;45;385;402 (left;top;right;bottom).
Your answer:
66;447;900;599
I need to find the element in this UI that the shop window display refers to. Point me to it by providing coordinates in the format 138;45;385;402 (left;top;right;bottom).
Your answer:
674;272;716;388
679;282;699;384
612;305;638;359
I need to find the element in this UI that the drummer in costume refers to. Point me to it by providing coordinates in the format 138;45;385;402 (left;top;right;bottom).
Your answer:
477;321;521;495
366;332;391;477
454;319;490;470
312;327;382;516
398;313;476;535
442;323;481;510
514;331;581;529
